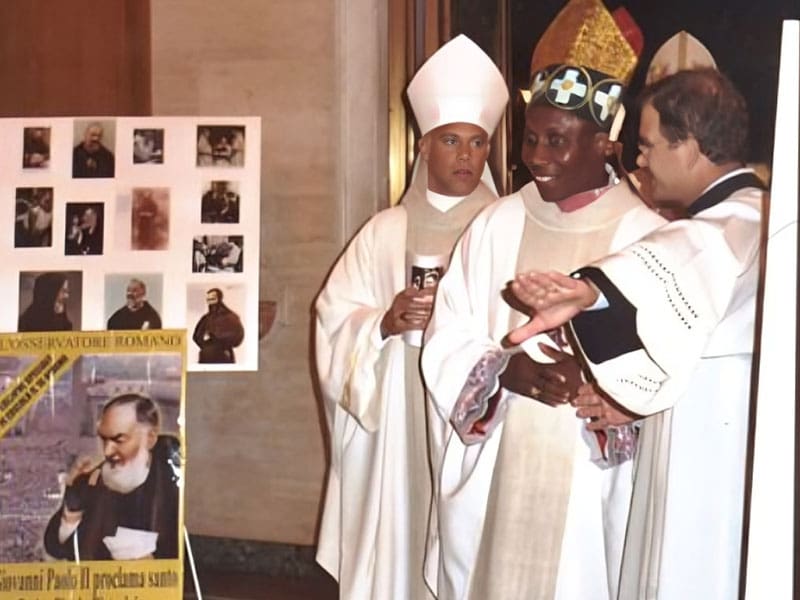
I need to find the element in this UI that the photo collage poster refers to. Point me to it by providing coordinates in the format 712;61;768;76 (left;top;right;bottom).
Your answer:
0;329;186;600
0;117;261;371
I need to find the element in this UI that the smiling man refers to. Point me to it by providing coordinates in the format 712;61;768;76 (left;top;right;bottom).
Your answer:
314;35;508;599
107;278;163;331
420;1;666;598
507;67;766;600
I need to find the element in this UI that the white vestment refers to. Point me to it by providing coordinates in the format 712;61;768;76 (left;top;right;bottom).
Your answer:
422;180;664;600
568;172;765;599
315;175;494;599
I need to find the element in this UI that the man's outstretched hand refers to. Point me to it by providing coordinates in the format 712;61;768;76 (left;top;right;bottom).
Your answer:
506;271;599;344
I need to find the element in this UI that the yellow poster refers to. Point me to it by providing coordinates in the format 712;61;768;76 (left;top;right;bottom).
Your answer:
0;330;185;600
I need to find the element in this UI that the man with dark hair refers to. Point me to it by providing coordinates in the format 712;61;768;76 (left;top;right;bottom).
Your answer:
44;394;180;561
107;279;162;330
192;288;244;363
508;67;765;599
72;122;115;178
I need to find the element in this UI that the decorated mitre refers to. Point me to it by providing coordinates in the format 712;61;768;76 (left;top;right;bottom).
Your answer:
407;34;510;137
527;0;643;132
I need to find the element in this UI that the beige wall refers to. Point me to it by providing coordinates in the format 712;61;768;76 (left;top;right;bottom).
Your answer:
151;0;387;544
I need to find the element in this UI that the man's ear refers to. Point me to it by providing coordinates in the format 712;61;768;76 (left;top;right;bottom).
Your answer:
418;134;431;161
684;136;702;170
594;132;613;157
146;427;158;451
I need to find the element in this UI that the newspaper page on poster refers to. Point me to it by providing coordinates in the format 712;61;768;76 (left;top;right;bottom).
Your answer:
0;116;261;372
0;330;186;600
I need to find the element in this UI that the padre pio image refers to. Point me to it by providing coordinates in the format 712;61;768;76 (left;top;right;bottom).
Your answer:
187;283;245;364
105;273;164;331
22;126;51;168
65;202;104;255
131;187;170;250
132;128;165;164
14;186;53;247
201;180;240;223
0;342;184;564
192;235;243;273
72;119;116;178
196;125;245;167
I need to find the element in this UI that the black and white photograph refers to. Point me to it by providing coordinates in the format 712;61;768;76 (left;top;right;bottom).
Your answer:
65;202;104;255
192;235;244;273
410;265;443;290
14;187;53;248
17;270;83;332
201;180;240;223
22;126;50;168
132;127;164;164
196;125;245;167
72;119;116;178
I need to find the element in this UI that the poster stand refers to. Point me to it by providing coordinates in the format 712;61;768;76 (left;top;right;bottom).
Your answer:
184;527;204;600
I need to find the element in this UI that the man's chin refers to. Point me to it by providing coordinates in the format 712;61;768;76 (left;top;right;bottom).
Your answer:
102;462;150;494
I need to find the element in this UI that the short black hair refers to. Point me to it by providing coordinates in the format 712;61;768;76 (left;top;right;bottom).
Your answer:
207;287;223;301
640;68;748;165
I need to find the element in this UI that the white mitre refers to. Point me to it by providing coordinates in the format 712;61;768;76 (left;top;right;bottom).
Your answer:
407;34;509;137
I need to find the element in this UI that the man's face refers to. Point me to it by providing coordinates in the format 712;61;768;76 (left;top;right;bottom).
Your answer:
54;280;69;314
211;181;227;197
636;103;694;206
521;104;609;203
97;403;155;468
82;208;97;228
83;126;103;152
126;282;146;310
206;290;220;310
98;403;156;494
419;122;490;197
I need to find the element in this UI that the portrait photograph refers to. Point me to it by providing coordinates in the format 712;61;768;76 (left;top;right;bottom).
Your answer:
196;125;245;167
0;332;184;564
201;180;240;223
410;265;444;290
65;202;104;255
17;270;83;332
72;119;116;178
104;273;164;331
14;186;53;248
22;126;51;169
192;235;244;273
132;127;164;164
186;283;246;366
131;186;170;251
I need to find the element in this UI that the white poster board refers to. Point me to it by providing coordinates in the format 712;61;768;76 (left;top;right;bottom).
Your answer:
0;116;261;371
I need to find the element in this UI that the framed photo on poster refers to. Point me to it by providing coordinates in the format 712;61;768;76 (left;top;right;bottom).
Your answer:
0;329;187;600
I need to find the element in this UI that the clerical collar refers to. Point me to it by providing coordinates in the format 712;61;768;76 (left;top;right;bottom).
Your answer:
555;184;613;213
426;189;465;213
686;169;766;216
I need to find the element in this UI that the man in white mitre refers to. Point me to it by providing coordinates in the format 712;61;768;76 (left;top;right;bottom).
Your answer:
421;1;667;598
314;34;509;599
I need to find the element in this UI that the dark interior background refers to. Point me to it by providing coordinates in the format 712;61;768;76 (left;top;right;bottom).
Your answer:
452;0;800;191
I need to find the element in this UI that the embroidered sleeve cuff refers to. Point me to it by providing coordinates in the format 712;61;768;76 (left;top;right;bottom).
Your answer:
451;348;511;445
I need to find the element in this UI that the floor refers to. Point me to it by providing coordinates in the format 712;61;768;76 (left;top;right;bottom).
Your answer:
185;569;338;600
